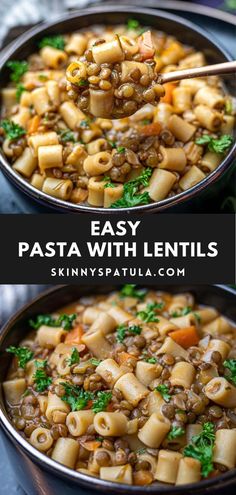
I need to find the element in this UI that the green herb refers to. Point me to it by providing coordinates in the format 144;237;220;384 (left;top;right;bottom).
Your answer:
127;19;140;30
120;284;147;300
59;129;76;143
60;382;94;411
38;74;48;81
184;422;215;477
16;83;26;102
1;120;26;140
225;99;233;114
155;384;171;402
29;313;76;330
39;35;65;50
136;447;147;455
223;359;236;384
193;312;201;323
6;346;33;368
22;389;30;397
103;176;115;189
76;79;89;87
33;360;52;392
92;391;112;413
111;167;152;208
90;358;102;366
137;302;163;323
6;60;28;83
107;140;117;149
176;409;185;415
171;306;192;318
117;146;126;154
141;119;151;125
116;324;142;343
167;426;185;440
67;347;80;366
145;357;158;364
80;119;91;128
196;134;233;154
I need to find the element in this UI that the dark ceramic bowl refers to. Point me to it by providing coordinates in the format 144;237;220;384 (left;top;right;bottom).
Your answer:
0;284;236;495
0;6;235;213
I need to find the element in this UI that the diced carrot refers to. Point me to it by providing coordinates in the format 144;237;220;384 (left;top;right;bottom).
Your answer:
28;115;40;134
133;470;153;486
117;352;137;366
160;82;176;104
169;326;199;349
65;325;84;345
82;440;102;451
85;400;93;410
138;30;155;60
138;122;162;136
106;402;114;412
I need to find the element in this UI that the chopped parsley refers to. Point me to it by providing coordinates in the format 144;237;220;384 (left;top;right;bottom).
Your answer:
223;359;236;384
39;35;65;50
136;447;147;455
167;426;185;440
6;60;28;83
1;120;26;140
29;313;76;330
196;134;233;154
16;83;26;102
60;382;94;411
103;176;115;189
89;358;102;366
6;346;33;369
141;119;151;125
67;347;80;366
155;384;171;402
116;324;142;343
92;391;112;413
127;19;140;30
193;312;201;323
184;422;215;477
33;360;52;392
80;119;91;128
107;140;117;149
137;302;163;323
171;306;192;318
111;167;152;208
145;357;158;364
76;79;89;87
58;129;76;143
116;146;126;154
120;284;147;300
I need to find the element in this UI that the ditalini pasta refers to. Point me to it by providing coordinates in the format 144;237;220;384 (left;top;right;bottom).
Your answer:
0;22;234;209
3;286;236;486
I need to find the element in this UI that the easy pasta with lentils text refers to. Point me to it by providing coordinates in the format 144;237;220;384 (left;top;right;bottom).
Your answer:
3;286;236;486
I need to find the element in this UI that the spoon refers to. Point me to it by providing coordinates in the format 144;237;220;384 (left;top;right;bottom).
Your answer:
157;60;236;84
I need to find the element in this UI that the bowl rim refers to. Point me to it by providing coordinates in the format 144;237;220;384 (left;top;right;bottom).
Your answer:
0;5;235;214
1;283;236;493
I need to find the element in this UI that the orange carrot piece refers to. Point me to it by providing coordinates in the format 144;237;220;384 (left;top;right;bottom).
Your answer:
133;470;153;486
169;326;199;349
117;351;137;365
160;82;176;104
82;440;102;451
65;325;84;345
138;122;162;136
28;115;40;134
138;30;155;60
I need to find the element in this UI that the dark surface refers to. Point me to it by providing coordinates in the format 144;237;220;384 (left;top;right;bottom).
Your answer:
0;4;235;213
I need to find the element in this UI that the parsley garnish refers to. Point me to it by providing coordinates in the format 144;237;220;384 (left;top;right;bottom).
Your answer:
67;348;80;366
29;313;76;330
193;312;201;323
77;79;89;87
89;358;102;366
167;426;185;440
184;422;215;477
107;140;117;149
39;35;65;50
1;120;26;140
33;360;52;392
6;60;28;83
145;357;158;364
136;447;147;455
80;119;91;128
127;19;140;30
141;119;151;125
137;302;163;323
6;346;33;369
111;168;152;208
60;382;94;411
120;284;147;300
92;391;112;413
155;384;171;402
117;146;126;154
116;324;142;343
196;134;233;154
223;359;236;384
59;129;76;143
103;176;115;189
171;306;192;318
16;83;26;102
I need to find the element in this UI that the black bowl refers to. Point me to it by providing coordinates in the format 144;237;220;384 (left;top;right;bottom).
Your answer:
0;284;236;495
0;6;235;214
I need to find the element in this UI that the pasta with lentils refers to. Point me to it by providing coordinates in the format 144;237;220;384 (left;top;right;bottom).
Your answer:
3;286;236;486
0;21;234;208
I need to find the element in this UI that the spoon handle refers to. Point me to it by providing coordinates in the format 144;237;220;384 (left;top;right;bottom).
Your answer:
158;60;236;84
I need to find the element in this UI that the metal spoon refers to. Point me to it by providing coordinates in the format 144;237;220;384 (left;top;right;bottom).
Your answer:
157;60;236;84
